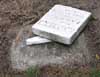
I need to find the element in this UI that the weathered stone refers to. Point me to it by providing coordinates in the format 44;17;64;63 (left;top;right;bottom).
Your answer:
10;26;91;71
32;4;91;45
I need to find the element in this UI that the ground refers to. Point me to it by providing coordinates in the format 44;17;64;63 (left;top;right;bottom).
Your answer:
0;0;100;77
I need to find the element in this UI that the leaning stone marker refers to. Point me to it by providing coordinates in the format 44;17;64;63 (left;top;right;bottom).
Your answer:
32;4;91;44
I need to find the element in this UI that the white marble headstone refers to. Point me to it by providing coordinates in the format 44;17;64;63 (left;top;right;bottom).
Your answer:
32;4;91;45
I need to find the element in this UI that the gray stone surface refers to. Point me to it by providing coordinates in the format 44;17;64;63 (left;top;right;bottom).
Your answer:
10;26;91;70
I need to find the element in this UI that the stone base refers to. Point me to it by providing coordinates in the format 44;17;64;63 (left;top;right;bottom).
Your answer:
10;26;91;71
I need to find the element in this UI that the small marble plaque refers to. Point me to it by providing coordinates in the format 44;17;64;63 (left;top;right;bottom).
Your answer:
32;4;91;44
26;36;51;45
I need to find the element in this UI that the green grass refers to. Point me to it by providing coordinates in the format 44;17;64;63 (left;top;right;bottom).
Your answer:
26;66;40;77
25;65;100;77
90;69;100;77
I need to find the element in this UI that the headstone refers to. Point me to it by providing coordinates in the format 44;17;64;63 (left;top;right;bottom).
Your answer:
32;4;91;44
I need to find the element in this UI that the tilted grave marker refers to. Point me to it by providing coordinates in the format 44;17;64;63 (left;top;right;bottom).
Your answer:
32;4;91;45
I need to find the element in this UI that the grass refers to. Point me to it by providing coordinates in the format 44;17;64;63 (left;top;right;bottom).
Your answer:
25;65;100;77
90;69;100;77
26;66;40;77
0;66;99;77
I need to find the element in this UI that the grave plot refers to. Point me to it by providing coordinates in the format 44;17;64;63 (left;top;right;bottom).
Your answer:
10;5;92;71
10;26;91;70
1;0;100;76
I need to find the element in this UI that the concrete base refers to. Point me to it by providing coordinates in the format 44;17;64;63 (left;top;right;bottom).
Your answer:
10;26;91;71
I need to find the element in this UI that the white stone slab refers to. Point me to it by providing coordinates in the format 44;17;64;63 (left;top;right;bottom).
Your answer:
32;4;91;45
26;36;51;45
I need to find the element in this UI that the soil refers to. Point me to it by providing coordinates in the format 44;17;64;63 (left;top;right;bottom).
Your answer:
0;0;100;76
